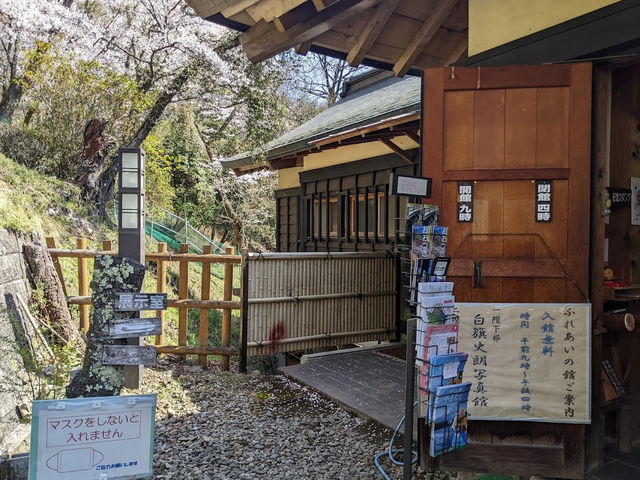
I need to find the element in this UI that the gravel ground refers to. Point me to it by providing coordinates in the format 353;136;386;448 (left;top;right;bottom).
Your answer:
128;357;455;480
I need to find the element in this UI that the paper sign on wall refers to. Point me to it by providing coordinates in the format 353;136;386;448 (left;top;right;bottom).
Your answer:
29;394;156;479
457;303;590;424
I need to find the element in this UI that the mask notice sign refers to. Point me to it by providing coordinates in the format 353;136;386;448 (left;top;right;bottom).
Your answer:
29;395;156;479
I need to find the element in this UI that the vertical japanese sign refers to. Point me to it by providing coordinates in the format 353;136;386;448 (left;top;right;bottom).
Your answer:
457;182;473;222
457;304;590;423
30;394;156;479
535;180;553;222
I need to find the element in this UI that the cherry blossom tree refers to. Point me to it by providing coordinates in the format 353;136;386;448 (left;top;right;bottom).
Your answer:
0;0;97;122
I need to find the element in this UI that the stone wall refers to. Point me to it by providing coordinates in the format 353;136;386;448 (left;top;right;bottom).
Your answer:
0;229;40;456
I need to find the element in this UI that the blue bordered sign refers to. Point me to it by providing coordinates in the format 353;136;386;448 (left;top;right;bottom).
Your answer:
29;395;156;479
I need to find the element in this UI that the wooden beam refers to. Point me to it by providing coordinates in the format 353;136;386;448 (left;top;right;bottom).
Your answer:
240;0;383;63
221;0;261;18
156;345;238;356
379;138;413;164
393;0;457;77
404;130;420;144
295;40;313;55
346;0;399;66
311;113;420;146
444;35;468;66
246;0;306;22
311;0;338;10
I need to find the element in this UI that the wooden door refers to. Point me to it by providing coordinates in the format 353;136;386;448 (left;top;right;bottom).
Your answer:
423;63;592;478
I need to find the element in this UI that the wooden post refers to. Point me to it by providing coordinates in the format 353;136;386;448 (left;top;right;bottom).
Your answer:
239;248;249;373
76;237;89;333
45;237;67;296
102;240;113;251
155;242;168;346
178;243;189;360
198;245;212;367
221;246;234;371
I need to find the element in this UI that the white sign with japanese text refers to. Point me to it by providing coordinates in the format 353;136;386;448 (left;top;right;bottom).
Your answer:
457;303;590;423
30;394;156;479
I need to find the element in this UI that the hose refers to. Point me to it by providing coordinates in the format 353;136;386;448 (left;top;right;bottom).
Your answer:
374;402;418;479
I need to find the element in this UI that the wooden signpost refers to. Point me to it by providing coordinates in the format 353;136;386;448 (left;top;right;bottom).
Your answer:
102;293;168;367
103;345;158;366
108;318;163;339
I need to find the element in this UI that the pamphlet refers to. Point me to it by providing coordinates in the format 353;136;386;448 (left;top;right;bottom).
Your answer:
429;382;471;457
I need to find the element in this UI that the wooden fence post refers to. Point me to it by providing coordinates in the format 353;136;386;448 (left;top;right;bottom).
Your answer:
198;245;212;367
76;237;89;333
45;237;67;296
102;240;113;252
239;248;249;373
221;246;234;371
178;243;189;360
156;242;168;346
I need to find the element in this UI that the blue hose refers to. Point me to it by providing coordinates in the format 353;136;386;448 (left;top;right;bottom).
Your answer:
374;403;418;479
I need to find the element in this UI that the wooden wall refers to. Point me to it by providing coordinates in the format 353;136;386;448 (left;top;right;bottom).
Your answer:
279;151;420;253
602;63;640;446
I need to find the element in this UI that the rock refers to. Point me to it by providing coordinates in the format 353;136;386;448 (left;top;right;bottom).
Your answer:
66;255;145;398
167;408;176;418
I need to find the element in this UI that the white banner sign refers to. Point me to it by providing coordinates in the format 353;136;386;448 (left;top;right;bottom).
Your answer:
30;394;156;479
457;303;591;423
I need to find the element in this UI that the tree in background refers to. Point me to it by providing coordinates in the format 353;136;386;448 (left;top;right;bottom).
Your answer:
0;0;96;123
0;0;361;250
282;51;364;107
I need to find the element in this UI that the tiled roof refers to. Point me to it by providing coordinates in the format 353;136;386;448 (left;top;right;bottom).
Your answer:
222;74;421;169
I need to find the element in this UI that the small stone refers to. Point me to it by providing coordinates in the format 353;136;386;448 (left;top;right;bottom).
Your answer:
167;408;176;418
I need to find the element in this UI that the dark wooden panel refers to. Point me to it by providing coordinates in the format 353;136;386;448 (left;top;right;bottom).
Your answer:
503;181;535;259
449;259;566;278
422;62;592;476
442;168;570;181
442;64;573;91
537;87;570;168
505;88;537;168
472;181;503;259
473;89;505;169
443;90;474;170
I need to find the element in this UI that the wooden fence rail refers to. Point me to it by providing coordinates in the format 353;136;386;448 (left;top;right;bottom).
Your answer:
46;237;242;370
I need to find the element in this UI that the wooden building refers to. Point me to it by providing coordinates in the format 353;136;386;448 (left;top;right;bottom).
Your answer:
223;69;421;252
187;0;640;478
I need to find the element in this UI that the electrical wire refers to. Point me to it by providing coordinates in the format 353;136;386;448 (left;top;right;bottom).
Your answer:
374;402;418;480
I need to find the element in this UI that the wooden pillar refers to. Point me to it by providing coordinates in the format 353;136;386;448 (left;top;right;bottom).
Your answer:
239;248;249;373
178;243;189;360
76;237;89;333
101;240;113;252
588;68;611;470
199;245;212;367
221;246;234;371
155;242;168;346
45;237;67;296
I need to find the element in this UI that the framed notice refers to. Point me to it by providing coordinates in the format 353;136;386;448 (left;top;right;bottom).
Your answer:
390;173;432;198
29;394;156;479
456;303;591;424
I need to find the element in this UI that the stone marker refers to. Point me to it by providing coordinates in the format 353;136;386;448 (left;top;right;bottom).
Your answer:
66;255;145;398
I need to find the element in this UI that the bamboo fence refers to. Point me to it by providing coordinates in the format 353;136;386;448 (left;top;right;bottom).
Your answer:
244;251;398;355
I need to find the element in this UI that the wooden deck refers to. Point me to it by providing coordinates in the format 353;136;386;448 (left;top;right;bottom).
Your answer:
278;348;407;433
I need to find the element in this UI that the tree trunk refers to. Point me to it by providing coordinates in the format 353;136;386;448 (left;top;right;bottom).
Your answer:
89;61;200;219
23;244;85;348
66;255;145;398
76;119;115;205
0;81;22;124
